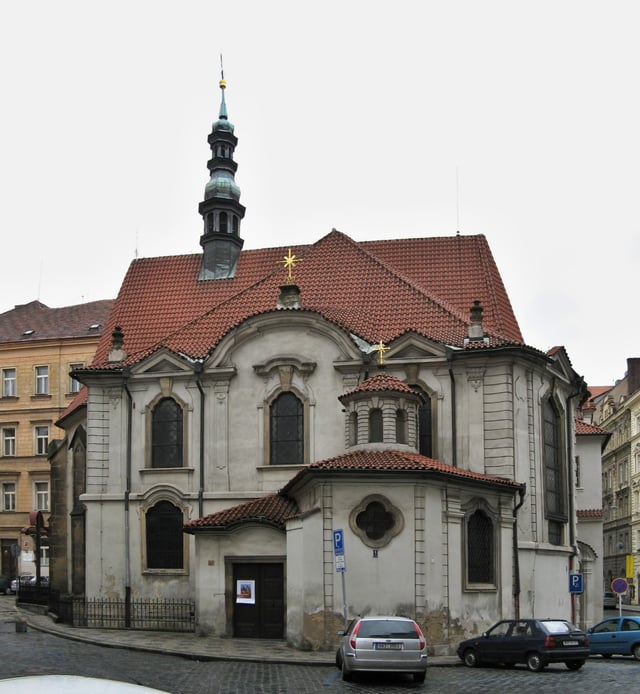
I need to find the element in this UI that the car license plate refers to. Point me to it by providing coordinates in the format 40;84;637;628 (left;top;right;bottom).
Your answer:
374;642;402;650
564;640;579;646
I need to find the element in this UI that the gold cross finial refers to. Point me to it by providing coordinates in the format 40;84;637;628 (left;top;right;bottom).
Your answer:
280;248;301;284
374;340;390;365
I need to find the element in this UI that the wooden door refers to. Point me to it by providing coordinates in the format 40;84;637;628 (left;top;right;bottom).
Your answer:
233;562;284;639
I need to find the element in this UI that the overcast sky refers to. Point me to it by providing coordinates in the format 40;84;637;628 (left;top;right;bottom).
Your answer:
1;1;637;386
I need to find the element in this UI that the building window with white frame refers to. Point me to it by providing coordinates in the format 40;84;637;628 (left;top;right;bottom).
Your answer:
35;365;49;395
2;427;16;457
69;363;83;393
40;546;49;567
2;482;16;511
2;368;17;397
35;425;49;455
34;481;49;511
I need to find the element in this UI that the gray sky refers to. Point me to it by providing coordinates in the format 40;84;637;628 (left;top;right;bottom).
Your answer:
1;0;637;386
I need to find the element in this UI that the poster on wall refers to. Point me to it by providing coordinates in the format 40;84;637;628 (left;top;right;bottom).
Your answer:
236;579;256;604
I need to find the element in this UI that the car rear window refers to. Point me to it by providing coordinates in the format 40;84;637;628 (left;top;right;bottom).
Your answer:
357;620;418;639
541;621;574;634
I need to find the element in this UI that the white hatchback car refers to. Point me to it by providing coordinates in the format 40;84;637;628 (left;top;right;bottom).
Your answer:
336;615;428;682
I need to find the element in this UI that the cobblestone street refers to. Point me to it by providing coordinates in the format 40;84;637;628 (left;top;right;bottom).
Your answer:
2;599;640;693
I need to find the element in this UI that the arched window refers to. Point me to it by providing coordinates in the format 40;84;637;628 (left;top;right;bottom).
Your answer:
145;500;183;569
410;385;432;457
395;409;407;444
543;399;565;545
369;408;383;443
232;216;239;235
152;398;183;468
270;392;303;465
349;411;358;447
219;211;228;233
467;509;494;584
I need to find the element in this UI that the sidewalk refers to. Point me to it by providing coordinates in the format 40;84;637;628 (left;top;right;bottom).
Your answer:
14;604;461;667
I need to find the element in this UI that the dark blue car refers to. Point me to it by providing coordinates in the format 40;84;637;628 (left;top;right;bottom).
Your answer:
588;616;640;659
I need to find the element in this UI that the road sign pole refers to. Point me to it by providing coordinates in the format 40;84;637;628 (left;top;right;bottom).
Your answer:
333;529;348;631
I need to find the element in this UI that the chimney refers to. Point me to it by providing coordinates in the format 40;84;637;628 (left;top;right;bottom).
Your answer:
627;357;640;396
467;300;485;342
108;326;127;363
277;284;302;310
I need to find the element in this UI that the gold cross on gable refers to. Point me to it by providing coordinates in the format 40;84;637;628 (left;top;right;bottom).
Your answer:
280;248;301;284
374;340;390;365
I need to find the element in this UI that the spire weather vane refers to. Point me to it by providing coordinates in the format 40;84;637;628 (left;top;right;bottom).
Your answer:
280;248;301;284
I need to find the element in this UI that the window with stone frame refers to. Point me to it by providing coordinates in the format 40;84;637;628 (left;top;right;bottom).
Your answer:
368;408;383;443
395;409;407;444
543;399;566;545
2;368;17;397
467;509;495;584
2;427;16;457
2;482;16;511
409;384;432;457
151;397;183;468
35;425;49;455
145;500;184;570
349;495;404;548
270;391;303;465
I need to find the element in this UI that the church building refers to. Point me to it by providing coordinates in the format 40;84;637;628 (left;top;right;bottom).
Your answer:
52;77;592;654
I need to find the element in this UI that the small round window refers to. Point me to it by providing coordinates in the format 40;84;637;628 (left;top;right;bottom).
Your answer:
349;494;404;548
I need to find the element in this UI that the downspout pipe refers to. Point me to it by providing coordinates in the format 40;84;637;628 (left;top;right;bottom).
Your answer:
566;377;586;625
512;484;526;619
123;371;133;628
446;349;457;467
195;363;205;519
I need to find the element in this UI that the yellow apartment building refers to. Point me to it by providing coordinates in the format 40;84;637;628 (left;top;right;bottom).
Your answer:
0;299;112;584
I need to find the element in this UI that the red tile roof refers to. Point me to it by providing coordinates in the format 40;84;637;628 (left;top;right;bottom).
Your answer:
577;509;603;518
340;373;419;400
575;419;609;435
0;300;114;343
185;493;298;532
281;449;523;493
89;231;524;369
186;448;522;529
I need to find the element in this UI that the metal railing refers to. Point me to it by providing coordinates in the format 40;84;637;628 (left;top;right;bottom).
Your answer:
49;592;196;632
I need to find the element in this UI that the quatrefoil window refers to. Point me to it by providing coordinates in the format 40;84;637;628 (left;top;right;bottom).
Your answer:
349;494;404;548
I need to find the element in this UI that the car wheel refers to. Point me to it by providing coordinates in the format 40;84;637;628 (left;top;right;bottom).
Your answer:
602;654;612;659
633;644;640;661
335;650;342;669
463;648;479;667
413;671;426;683
525;652;545;672
341;658;352;681
566;660;584;671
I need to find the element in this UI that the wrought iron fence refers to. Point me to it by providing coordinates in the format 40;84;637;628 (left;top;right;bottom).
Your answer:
47;592;195;632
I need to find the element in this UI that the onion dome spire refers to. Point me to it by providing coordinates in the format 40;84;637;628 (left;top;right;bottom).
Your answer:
198;59;245;280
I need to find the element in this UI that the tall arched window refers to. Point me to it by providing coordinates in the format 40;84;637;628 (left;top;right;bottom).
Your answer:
410;385;432;457
270;392;303;465
543;399;565;545
145;501;183;569
369;408;383;443
395;409;407;444
152;397;183;468
219;211;228;233
467;509;494;583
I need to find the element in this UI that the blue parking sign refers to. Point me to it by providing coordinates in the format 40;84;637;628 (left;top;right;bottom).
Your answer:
569;573;583;594
333;529;344;555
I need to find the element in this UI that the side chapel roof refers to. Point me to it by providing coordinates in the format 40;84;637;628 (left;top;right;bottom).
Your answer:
186;449;523;532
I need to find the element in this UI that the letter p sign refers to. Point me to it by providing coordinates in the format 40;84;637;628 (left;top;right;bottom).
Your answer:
569;573;583;594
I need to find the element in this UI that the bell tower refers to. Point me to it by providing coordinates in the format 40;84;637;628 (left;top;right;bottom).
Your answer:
198;67;245;279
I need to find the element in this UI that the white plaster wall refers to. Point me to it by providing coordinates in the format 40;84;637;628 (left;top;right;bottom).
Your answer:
194;525;286;635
